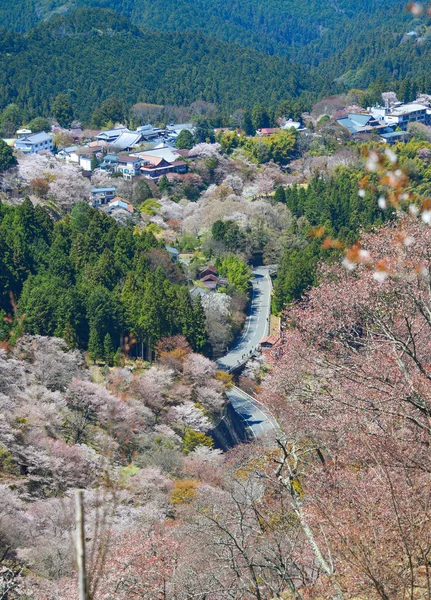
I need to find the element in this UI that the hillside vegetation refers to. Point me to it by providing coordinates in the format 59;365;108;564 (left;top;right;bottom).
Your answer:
0;9;306;121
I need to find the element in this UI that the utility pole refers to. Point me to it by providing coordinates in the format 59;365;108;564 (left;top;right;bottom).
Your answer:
75;490;89;600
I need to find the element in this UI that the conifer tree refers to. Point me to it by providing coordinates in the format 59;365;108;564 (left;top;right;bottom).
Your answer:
104;332;115;366
63;322;78;349
88;326;103;363
192;296;209;354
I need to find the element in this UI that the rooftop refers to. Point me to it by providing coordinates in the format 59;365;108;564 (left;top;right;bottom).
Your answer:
111;132;143;150
116;155;142;163
389;103;427;116
91;187;117;193
17;132;52;144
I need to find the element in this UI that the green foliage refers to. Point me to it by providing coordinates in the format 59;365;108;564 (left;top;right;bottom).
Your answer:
0;200;208;356
26;116;51;133
273;169;390;311
133;180;153;204
104;332;115;366
242;110;255;136
175;129;195;149
0;139;17;171
241;129;297;164
0;103;23;136
88;326;103;363
177;233;199;252
317;114;330;126
91;96;125;127
182;428;213;453
211;220;245;252
91;154;99;170
273;186;286;204
251;103;270;130
0;443;18;475
216;130;239;154
216;254;251;293
139;198;160;215
158;175;170;193
51;93;74;128
0;9;306;123
193;115;215;143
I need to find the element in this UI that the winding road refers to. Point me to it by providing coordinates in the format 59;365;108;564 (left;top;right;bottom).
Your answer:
217;266;271;371
216;266;279;438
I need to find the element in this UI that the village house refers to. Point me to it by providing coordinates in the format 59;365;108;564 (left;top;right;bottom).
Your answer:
14;132;53;154
336;113;408;143
106;197;135;214
260;335;280;349
137;124;165;140
165;246;180;263
371;102;431;129
115;155;142;179
111;131;143;152
256;128;281;136
100;154;119;172
90;187;116;206
190;286;210;299
96;127;128;144
197;266;227;291
77;146;103;171
57;145;79;162
140;156;188;180
199;266;218;278
132;144;183;163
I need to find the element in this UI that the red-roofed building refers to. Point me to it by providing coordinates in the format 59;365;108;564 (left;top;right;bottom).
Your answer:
199;266;218;278
257;128;281;136
140;158;188;181
260;335;280;349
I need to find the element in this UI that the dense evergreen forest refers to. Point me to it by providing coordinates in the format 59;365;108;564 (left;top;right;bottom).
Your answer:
0;0;409;61
0;3;430;123
0;9;307;122
0;199;208;360
272;169;389;311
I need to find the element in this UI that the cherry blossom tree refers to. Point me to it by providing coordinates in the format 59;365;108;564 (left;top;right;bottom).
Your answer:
259;216;431;599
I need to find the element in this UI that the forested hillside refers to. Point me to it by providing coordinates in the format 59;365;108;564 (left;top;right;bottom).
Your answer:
0;0;409;61
0;199;208;360
0;9;306;122
1;3;429;122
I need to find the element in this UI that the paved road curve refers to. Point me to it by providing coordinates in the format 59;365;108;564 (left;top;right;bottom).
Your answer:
216;266;279;438
217;266;271;372
225;385;279;439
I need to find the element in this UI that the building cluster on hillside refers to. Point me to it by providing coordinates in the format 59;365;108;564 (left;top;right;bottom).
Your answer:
8;122;195;182
336;98;431;142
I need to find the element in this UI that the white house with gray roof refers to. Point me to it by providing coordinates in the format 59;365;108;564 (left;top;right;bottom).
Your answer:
14;132;53;154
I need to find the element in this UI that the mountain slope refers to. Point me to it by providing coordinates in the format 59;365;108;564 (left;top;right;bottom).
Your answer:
0;0;412;61
0;9;307;121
